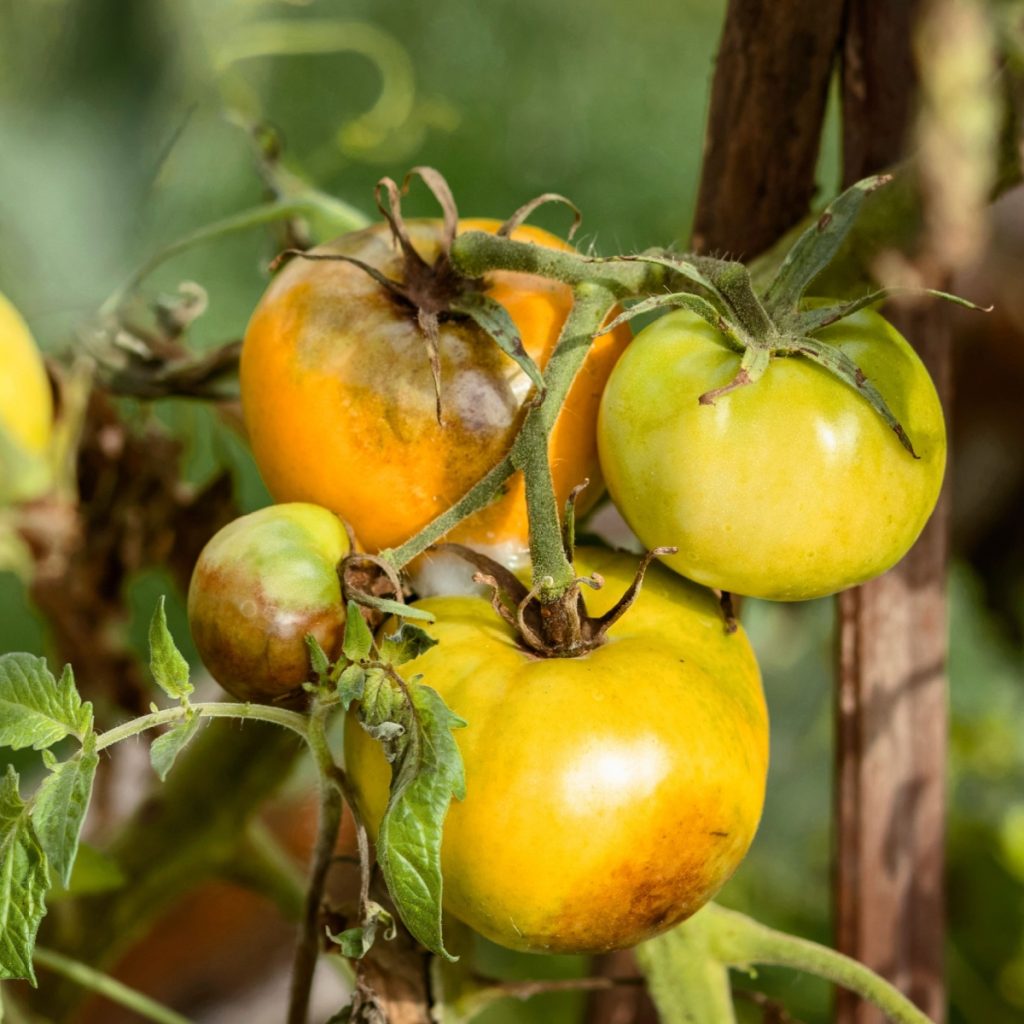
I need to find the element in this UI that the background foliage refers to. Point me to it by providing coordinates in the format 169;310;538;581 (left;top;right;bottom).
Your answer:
0;1;1020;1022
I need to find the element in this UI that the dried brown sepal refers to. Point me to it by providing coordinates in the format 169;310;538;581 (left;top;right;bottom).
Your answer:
497;193;582;241
562;478;591;560
342;552;410;631
698;368;752;405
588;547;677;642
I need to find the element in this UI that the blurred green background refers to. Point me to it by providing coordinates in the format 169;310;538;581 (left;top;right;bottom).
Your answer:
0;1;1022;1022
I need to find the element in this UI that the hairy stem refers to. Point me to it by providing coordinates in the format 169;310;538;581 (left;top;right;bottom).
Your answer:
510;282;616;598
287;707;344;1024
94;702;310;751
704;904;934;1024
32;947;194;1024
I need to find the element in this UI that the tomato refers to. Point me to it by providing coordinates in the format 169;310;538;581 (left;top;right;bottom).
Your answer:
187;503;350;704
344;547;768;954
0;290;52;455
241;220;629;564
597;307;946;601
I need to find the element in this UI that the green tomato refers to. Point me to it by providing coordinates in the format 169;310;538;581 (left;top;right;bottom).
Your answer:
597;307;946;601
187;503;349;703
344;547;768;954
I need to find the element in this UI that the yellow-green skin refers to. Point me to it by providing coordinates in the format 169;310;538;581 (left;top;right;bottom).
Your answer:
597;307;947;601
0;291;52;454
344;548;768;955
188;503;350;704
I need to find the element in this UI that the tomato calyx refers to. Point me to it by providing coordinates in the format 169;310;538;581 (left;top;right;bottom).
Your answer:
434;542;675;658
270;168;583;421
598;174;987;457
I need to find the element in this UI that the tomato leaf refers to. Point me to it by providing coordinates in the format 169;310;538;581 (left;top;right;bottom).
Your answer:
449;292;546;395
378;624;438;667
150;713;204;781
0;766;50;983
327;901;396;959
352;594;435;624
305;633;332;682
148;597;193;702
762;174;892;321
343;601;375;663
31;734;98;886
357;672;466;961
336;664;367;710
0;654;92;751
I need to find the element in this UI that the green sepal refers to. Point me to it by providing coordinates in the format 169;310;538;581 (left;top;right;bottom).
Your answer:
779;335;919;457
0;765;50;983
148;597;193;702
796;286;991;334
449;292;546;395
763;174;892;321
597;292;745;351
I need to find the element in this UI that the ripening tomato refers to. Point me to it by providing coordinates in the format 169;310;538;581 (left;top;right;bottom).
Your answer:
240;220;630;565
187;503;349;704
344;547;768;954
597;307;946;601
0;290;52;455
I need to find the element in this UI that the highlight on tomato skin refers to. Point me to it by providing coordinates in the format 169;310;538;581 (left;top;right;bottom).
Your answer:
344;547;769;955
187;502;350;705
597;305;947;602
239;219;630;568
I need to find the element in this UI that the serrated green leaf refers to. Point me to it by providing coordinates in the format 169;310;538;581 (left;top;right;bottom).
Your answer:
31;734;98;886
343;601;374;663
363;675;466;961
305;634;332;681
0;766;50;983
336;664;367;710
0;654;90;751
379;624;439;667
148;597;192;701
150;714;203;782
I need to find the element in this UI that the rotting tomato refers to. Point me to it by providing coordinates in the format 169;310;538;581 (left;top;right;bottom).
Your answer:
0;290;53;455
240;220;630;565
187;503;349;704
344;547;768;955
597;307;946;602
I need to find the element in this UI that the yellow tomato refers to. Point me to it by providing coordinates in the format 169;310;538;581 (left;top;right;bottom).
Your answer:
344;548;768;954
0;291;52;455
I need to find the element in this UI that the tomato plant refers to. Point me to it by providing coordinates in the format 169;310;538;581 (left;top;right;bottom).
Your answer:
344;547;768;954
0;290;52;455
597;306;946;601
241;217;629;563
187;502;350;704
